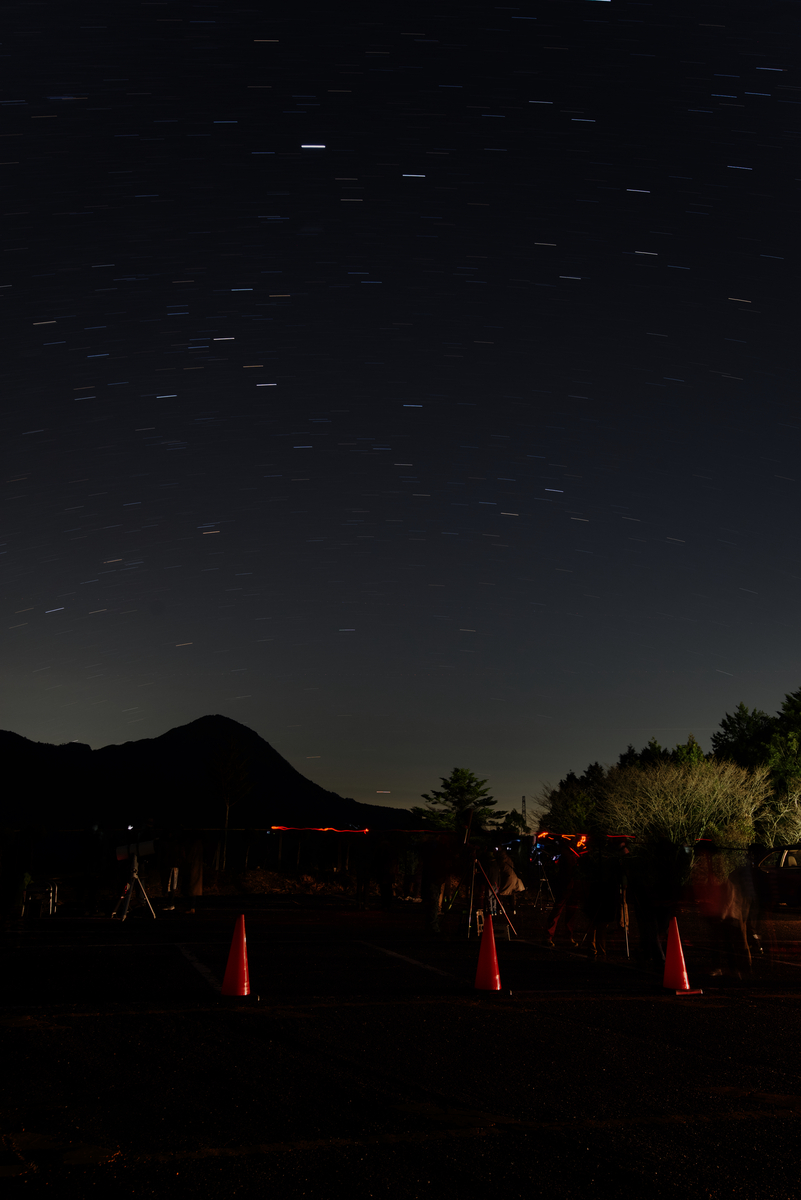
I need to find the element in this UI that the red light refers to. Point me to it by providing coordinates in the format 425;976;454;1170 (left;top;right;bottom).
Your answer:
270;825;369;834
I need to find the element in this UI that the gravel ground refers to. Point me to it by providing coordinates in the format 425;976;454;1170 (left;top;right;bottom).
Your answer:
3;900;801;1198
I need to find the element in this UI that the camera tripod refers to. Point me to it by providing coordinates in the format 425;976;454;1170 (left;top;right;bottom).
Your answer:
112;853;156;921
532;871;555;910
466;860;518;939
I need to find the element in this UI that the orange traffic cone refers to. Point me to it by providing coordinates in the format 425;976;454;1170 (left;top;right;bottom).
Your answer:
663;916;702;994
475;915;501;991
221;914;251;997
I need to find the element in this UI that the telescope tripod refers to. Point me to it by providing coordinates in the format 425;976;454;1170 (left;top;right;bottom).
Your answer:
112;853;156;921
532;871;555;910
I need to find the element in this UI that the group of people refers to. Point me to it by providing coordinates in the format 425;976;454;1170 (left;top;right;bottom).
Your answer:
418;837;527;934
543;832;761;975
347;832;527;932
542;833;631;957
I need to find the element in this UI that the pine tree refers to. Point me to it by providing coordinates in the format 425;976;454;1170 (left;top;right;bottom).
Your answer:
411;767;500;831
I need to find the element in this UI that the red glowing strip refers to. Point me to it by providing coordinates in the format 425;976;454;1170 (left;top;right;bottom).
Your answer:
270;825;369;834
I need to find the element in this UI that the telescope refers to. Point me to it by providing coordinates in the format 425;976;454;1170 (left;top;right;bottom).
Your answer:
116;840;155;861
112;839;157;920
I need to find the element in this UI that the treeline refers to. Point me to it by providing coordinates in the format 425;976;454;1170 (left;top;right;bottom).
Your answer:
537;686;801;848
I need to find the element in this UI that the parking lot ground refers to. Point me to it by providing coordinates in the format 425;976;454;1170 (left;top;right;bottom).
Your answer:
4;901;801;1197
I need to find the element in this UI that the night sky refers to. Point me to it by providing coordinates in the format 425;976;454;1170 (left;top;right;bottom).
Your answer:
3;0;800;814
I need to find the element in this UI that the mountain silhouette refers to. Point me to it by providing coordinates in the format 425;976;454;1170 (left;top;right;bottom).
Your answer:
0;715;414;831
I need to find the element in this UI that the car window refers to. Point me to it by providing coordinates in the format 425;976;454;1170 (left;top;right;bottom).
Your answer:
758;851;781;871
781;851;801;869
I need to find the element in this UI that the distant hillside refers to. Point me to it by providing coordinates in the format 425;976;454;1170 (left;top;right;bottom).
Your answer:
0;715;415;831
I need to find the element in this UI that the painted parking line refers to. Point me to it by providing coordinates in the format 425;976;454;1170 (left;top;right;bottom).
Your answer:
357;942;464;980
176;944;222;992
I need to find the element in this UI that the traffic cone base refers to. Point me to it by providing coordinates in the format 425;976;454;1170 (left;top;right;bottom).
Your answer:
663;916;697;993
221;913;251;996
475;916;501;991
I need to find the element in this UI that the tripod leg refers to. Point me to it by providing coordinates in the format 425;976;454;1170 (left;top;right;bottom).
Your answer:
445;870;471;913
467;863;477;939
116;883;133;921
135;873;157;919
113;853;139;921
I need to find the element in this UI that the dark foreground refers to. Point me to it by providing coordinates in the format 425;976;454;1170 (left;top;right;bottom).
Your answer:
3;900;801;1199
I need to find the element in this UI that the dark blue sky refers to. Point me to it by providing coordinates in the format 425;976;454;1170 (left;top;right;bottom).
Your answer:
2;0;800;814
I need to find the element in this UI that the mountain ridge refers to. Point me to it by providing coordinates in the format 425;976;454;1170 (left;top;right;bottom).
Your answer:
0;715;415;830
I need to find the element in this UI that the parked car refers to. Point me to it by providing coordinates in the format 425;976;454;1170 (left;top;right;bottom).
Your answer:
756;846;801;909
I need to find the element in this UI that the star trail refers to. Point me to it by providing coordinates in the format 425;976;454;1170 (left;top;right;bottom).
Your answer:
2;0;800;810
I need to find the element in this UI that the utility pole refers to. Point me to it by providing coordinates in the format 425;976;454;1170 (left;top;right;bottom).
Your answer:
521;795;527;830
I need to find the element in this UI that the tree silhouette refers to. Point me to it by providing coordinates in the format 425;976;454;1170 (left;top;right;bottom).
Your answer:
211;738;253;870
711;702;775;768
411;767;501;831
